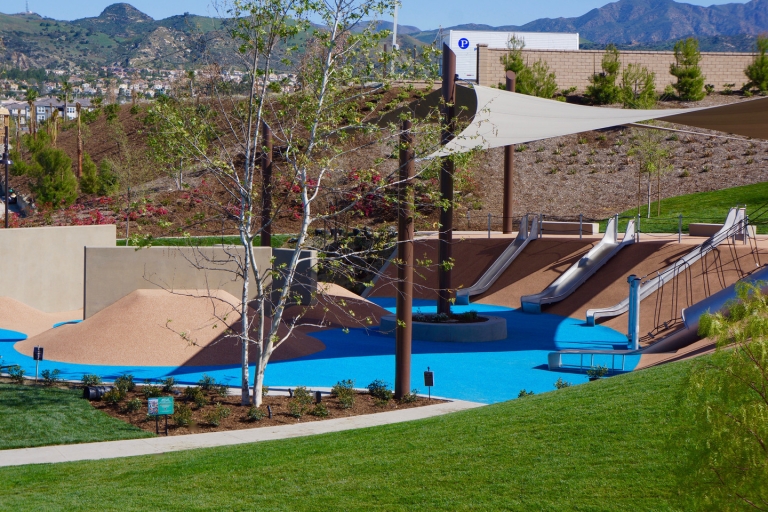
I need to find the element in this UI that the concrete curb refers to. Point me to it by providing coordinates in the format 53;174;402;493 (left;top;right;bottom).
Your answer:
0;399;484;467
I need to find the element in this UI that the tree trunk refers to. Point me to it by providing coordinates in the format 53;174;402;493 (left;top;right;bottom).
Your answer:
647;175;651;219
76;104;82;179
657;170;661;217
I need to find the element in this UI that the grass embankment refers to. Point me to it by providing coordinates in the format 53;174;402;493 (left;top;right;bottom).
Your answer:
1;360;693;510
116;234;292;248
0;384;152;450
600;181;768;234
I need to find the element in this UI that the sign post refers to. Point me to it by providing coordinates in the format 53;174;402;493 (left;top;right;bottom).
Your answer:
424;367;435;401
33;346;43;384
148;396;174;435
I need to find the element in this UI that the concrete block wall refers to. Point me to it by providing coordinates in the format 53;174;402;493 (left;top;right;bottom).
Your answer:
477;45;757;92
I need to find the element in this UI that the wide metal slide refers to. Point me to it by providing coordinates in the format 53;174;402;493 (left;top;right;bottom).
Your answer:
521;216;636;314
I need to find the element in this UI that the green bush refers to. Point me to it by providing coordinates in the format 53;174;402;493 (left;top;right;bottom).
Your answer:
247;406;266;421
102;388;125;405
586;45;621;104
8;365;25;384
745;35;768;93
400;389;419;403
104;104;120;123
184;386;208;408
587;365;610;380
518;389;535;398
197;374;216;392
95;159;119;196
203;403;231;426
620;64;657;109
554;377;572;389
81;374;102;386
114;374;135;393
161;377;177;393
31;147;78;207
367;380;393;402
517;60;558;99
670;37;706;101
311;403;329;417
288;386;313;418
142;384;162;398
40;369;61;387
172;403;192;426
125;398;142;413
214;384;230;398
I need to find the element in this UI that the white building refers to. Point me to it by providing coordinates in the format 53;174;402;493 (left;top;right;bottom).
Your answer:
441;30;580;81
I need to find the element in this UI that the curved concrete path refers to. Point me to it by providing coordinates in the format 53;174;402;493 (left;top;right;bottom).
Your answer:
0;399;482;467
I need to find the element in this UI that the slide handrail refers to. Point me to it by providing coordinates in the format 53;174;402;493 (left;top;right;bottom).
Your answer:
521;216;636;313
586;207;745;325
455;214;537;305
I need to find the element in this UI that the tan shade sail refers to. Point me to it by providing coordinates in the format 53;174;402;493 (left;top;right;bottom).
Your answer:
431;85;768;157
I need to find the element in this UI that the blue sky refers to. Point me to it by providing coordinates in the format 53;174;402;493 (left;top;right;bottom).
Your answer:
4;0;752;29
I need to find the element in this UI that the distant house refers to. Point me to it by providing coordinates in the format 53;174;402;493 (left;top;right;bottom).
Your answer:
3;97;94;125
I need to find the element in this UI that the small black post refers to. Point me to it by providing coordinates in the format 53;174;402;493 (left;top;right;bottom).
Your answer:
155;415;159;435
267;405;273;419
165;415;168;436
315;390;322;404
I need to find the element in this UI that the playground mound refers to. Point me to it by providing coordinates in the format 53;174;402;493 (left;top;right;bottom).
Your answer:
0;297;82;338
16;284;388;367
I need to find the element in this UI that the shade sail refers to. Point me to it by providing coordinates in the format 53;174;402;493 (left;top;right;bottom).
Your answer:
431;85;768;157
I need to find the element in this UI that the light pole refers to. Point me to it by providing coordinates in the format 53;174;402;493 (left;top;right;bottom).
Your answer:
1;107;11;229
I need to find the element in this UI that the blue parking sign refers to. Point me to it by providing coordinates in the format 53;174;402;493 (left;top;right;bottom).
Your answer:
458;38;470;50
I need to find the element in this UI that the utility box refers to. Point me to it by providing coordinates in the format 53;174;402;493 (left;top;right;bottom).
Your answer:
441;30;580;81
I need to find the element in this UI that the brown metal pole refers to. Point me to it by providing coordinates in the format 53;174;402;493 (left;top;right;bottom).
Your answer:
395;119;414;400
4;126;8;229
76;103;83;179
260;121;273;248
437;43;456;315
503;71;516;234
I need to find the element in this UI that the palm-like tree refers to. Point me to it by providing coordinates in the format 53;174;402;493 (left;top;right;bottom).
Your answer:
25;88;38;139
60;80;73;125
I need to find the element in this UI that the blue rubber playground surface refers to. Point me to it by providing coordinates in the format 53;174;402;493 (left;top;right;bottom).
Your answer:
1;299;639;403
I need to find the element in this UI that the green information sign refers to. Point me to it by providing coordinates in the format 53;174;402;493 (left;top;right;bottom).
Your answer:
148;396;174;416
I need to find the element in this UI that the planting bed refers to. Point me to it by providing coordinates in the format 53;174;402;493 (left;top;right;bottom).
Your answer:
91;385;445;437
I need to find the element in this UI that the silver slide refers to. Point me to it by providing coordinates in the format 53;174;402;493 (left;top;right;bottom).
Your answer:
586;207;745;326
455;215;538;305
521;216;636;314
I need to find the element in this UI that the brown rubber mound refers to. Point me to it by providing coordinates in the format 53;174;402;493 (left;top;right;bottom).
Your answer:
369;238;512;299
0;297;82;338
475;238;597;308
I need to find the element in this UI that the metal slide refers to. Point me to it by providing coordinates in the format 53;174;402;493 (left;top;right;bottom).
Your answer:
586;207;745;326
547;265;768;370
521;216;636;314
455;215;537;305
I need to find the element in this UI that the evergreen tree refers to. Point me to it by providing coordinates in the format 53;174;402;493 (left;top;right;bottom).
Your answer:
500;35;525;75
31;148;78;207
620;64;657;109
586;44;621;104
79;153;100;194
517;60;558;99
745;35;768;93
670;37;706;101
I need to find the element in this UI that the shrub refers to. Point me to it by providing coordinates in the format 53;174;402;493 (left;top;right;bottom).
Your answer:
262;385;270;397
586;45;621;104
184;386;208;408
311;403;329;417
457;310;479;322
96;159;119;196
104;103;120;123
367;380;393;402
288;386;313;418
78;153;100;194
587;365;610;379
81;374;102;386
517;60;558;99
32;147;78;207
554;377;572;389
247;406;266;421
8;365;25;384
114;374;135;392
518;389;535;398
161;377;177;393
197;374;216;392
172;403;193;426
400;389;419;403
102;388;125;405
620;64;657;109
214;384;229;397
40;368;61;387
745;35;768;93
670;37;706;101
500;35;525;75
203;403;231;426
142;383;163;398
333;380;357;409
124;398;142;413
339;394;355;409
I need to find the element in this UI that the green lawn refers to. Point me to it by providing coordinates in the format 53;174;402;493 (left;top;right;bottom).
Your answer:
116;234;292;248
0;360;695;510
600;181;768;234
0;384;153;450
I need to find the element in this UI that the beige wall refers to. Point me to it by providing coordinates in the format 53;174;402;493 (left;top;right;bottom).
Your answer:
477;45;757;92
0;225;116;313
83;246;318;318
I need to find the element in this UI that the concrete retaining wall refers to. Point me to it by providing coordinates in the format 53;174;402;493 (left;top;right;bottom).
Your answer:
0;225;115;313
477;45;757;92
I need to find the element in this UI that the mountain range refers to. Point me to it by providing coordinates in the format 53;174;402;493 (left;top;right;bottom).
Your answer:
1;0;767;71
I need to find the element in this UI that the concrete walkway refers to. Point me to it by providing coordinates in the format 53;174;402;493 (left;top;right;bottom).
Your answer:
0;399;483;467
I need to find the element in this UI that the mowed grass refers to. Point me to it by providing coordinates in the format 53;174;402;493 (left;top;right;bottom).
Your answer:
0;384;152;450
116;234;292;247
601;181;768;234
1;360;693;511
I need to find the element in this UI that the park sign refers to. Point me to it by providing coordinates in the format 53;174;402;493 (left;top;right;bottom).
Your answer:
148;396;174;416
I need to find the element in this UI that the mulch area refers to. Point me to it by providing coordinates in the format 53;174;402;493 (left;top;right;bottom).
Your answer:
90;385;445;437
